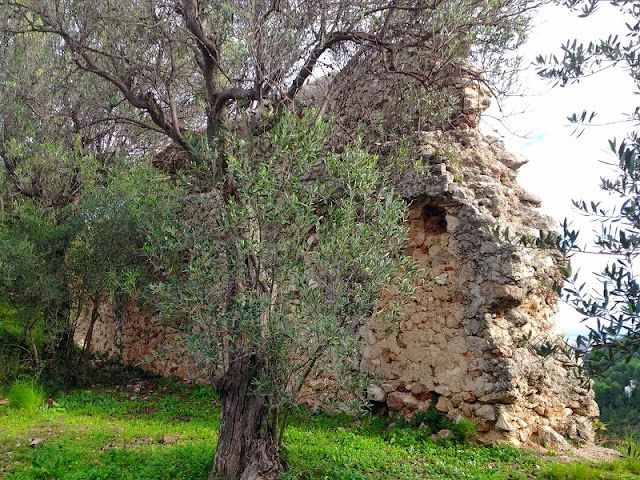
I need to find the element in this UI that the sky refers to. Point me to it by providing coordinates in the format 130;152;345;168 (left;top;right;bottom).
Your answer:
481;2;638;339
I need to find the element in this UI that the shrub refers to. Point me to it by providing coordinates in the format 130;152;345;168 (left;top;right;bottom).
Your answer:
413;406;448;433
7;380;45;415
413;405;477;443
452;418;478;443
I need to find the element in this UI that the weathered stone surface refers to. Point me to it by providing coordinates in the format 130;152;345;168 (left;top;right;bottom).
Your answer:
432;429;454;442
386;392;406;411
495;411;518;432
366;385;387;403
30;438;45;448
538;426;570;449
475;405;496;422
161;435;180;444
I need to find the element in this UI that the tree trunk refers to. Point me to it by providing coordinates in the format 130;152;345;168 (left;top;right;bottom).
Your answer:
42;293;78;384
211;354;282;480
80;293;101;384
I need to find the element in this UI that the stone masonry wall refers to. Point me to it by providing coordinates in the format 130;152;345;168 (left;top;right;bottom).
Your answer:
78;75;599;447
83;298;210;384
360;129;598;445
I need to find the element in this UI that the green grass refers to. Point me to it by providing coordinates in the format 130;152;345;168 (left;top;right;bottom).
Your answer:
539;458;640;479
6;380;45;415
1;384;640;479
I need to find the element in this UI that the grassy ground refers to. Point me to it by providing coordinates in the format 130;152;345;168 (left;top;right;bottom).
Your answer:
1;381;639;480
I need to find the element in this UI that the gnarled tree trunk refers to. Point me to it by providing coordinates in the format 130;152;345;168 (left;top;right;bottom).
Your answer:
42;293;78;384
211;354;282;480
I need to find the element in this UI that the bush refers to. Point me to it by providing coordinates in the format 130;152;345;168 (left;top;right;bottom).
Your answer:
413;406;449;433
7;380;45;415
413;406;477;443
452;418;478;443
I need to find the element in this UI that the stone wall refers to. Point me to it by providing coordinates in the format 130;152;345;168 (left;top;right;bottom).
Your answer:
78;74;599;447
82;298;210;384
360;129;597;445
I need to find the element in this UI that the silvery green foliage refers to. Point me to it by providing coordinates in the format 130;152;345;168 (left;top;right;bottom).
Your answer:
149;111;415;409
2;0;534;153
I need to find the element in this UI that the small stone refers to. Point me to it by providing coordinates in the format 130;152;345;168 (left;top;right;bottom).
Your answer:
434;274;448;285
30;438;45;448
475;405;496;422
386;392;406;411
404;394;420;410
445;215;460;231
385;422;396;431
0;398;9;406
366;385;387;402
437;429;453;440
435;395;453;412
411;384;431;401
495;412;516;431
161;435;180;444
116;427;124;433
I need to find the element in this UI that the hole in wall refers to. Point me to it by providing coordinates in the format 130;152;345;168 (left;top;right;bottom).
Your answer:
422;205;447;235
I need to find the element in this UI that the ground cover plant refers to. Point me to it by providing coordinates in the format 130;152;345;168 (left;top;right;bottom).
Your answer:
1;380;639;480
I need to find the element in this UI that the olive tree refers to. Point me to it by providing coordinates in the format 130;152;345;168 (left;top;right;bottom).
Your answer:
147;110;414;478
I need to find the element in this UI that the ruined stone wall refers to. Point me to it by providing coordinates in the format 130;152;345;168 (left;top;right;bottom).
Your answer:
80;299;209;384
79;73;599;447
360;129;597;445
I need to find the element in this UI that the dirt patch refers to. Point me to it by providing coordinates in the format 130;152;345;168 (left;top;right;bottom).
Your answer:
531;443;623;463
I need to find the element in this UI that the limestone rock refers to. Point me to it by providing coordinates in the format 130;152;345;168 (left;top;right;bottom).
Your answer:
475;405;496;422
495;411;517;432
161;435;180;444
366;385;387;403
30;438;45;448
386;392;406;411
538;426;570;449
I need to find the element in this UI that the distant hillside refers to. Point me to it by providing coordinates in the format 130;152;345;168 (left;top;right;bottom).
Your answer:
593;352;640;434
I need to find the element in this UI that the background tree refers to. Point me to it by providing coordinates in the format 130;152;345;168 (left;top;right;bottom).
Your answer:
0;28;181;382
535;0;640;375
1;0;538;477
0;145;181;383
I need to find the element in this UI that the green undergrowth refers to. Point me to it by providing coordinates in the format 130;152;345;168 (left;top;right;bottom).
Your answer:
1;384;639;479
6;380;45;415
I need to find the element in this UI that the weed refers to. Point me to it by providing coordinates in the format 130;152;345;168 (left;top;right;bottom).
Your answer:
7;380;45;415
452;418;477;443
621;429;640;458
539;459;640;480
413;405;448;433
